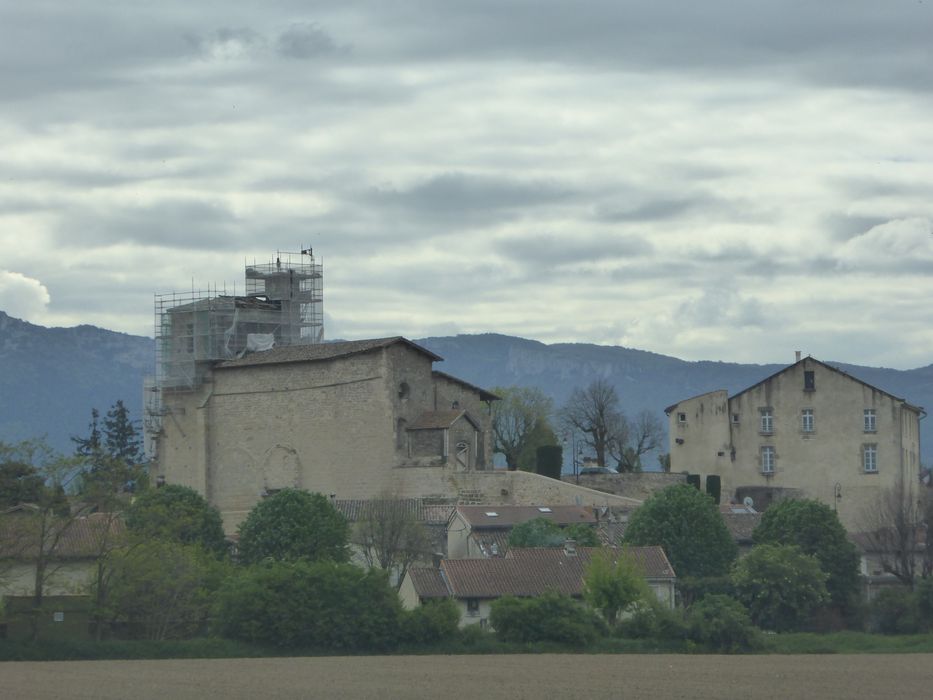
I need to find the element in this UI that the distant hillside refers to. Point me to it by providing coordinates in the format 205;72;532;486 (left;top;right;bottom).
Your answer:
0;311;153;453
1;313;930;463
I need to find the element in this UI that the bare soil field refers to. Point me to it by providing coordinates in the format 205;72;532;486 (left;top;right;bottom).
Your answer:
4;653;932;700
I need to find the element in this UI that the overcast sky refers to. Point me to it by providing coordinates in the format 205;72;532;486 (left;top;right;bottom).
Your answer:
1;1;931;368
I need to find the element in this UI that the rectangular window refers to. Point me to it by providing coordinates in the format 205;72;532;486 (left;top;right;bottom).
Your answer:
863;444;878;473
761;446;775;474
466;599;480;616
677;412;687;424
760;409;773;434
731;413;740;424
864;409;876;432
801;409;814;433
804;371;815;391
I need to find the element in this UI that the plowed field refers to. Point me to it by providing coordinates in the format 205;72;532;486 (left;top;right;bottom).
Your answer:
4;653;931;699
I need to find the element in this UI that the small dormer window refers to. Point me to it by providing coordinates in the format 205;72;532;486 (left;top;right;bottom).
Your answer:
485;511;498;517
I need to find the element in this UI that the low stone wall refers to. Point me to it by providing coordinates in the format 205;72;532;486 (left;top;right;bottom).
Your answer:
562;472;686;501
391;467;642;510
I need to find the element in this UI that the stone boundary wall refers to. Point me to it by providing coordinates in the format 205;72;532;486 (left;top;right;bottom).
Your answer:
392;468;642;510
562;472;687;501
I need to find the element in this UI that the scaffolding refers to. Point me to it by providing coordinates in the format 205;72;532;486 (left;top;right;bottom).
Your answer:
144;249;323;456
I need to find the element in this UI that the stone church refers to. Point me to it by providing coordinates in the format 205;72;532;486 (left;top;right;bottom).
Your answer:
153;336;500;528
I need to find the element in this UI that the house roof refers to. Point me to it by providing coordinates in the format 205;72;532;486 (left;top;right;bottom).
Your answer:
665;358;924;416
729;357;924;413
408;567;451;599
437;545;674;599
455;505;596;529
0;512;126;560
468;530;512;557
431;371;500;402
333;498;454;525
721;512;762;545
216;336;443;369
407;409;480;431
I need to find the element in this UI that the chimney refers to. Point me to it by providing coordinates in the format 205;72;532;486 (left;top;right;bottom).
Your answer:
795;350;802;362
563;539;577;557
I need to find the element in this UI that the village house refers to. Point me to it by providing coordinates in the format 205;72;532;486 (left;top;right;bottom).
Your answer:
447;504;601;559
400;544;676;627
665;355;924;531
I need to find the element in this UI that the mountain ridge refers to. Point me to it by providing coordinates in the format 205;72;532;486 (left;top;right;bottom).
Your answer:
1;311;929;462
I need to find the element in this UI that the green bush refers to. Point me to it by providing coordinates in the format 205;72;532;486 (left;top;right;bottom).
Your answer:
400;599;460;645
677;575;735;607
126;485;228;557
490;591;607;646
915;578;933;631
732;544;829;632
617;600;686;641
214;560;401;650
624;484;737;579
870;588;921;635
237;489;349;565
686;595;761;652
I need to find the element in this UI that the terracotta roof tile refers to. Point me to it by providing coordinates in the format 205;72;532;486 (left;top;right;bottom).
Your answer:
0;512;126;559
408;567;450;599
440;546;674;599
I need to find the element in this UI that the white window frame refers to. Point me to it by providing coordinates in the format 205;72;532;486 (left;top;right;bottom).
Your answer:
760;409;773;434
801;409;814;433
761;446;775;474
864;409;876;432
677;412;687;424
863;444;878;473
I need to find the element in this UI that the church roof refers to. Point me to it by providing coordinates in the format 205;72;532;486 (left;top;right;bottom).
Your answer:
216;336;442;369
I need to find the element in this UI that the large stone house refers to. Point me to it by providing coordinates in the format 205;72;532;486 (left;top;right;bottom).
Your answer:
400;544;676;627
665;356;924;530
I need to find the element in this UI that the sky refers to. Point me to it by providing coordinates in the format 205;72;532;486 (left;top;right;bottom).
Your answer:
1;1;932;369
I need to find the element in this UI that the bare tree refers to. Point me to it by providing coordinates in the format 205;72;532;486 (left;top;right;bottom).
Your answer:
610;410;666;473
559;378;622;469
491;386;554;470
353;496;432;590
859;476;932;587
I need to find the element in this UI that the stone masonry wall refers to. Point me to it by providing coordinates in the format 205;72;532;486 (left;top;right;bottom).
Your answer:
562;472;687;501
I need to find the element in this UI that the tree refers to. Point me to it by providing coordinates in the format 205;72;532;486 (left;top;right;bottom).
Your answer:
732;544;829;631
623;484;737;579
0;441;87;639
0;460;44;508
237;489;349;565
125;484;228;558
507;517;599;548
583;548;650;628
859;477;931;587
609;410;666;473
353;496;432;590
559;378;621;469
685;594;761;652
516;419;560;472
753;499;861;610
215;560;402;650
72;401;146;496
489;590;606;646
103;400;143;466
99;540;226;640
491;386;554;471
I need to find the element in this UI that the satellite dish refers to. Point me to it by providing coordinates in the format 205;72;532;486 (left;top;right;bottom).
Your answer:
743;496;755;511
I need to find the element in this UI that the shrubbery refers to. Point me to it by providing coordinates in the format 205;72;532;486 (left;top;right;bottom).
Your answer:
400;599;460;645
490;591;607;646
215;560;401;650
732;544;829;632
686;595;761;653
